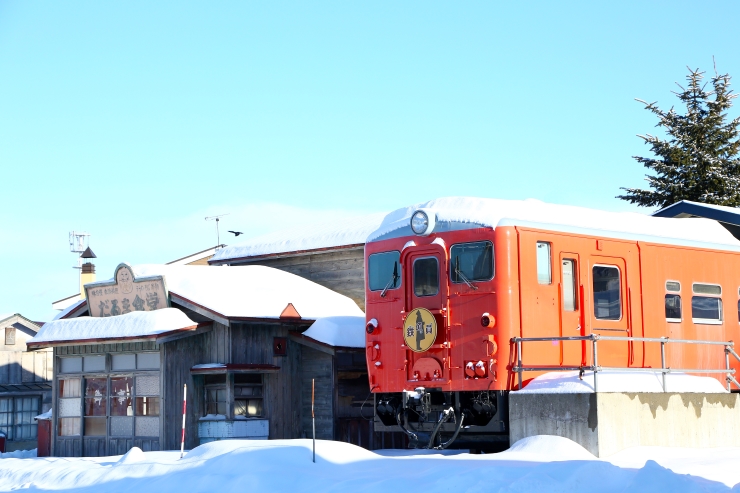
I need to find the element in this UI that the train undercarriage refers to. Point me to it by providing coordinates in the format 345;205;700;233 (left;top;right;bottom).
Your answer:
373;389;510;452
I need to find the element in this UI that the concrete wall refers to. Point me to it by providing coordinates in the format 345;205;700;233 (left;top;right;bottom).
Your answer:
510;392;740;457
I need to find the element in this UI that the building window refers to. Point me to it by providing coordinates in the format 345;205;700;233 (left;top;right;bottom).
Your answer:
0;397;41;441
692;283;723;324
234;374;263;417
413;257;439;297
450;241;494;284
205;374;228;415
58;378;81;436
5;327;15;346
592;265;621;320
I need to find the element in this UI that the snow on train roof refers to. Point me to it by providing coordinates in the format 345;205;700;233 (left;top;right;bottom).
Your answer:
92;264;364;321
367;197;740;250
210;212;387;263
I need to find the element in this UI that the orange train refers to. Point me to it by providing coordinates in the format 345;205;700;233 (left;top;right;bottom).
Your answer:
364;198;740;449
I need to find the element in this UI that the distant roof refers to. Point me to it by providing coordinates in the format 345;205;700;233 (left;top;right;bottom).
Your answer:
209;212;387;264
652;200;740;240
368;197;740;251
78;264;363;323
28;308;202;348
166;244;224;266
0;313;41;332
81;247;97;259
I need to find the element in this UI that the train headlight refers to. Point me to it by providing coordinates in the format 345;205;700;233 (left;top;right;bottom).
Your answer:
481;312;495;328
410;209;436;236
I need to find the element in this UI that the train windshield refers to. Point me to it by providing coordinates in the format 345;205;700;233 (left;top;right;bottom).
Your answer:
450;241;494;284
368;251;401;292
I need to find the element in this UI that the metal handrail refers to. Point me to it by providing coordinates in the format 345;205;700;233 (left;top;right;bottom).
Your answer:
511;334;740;392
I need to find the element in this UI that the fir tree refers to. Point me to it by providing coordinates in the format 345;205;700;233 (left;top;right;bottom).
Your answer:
618;65;740;208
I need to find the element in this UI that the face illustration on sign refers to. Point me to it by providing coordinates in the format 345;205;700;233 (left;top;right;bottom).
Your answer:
117;266;134;294
403;308;437;352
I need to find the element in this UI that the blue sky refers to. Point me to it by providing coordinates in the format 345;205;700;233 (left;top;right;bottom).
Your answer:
1;1;739;321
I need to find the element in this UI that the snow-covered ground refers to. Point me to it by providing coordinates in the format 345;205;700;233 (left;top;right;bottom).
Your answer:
1;437;739;492
517;370;728;393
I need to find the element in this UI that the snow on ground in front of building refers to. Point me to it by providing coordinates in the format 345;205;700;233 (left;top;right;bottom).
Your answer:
1;437;739;492
30;308;197;345
211;211;388;262
516;370;728;393
0;449;36;459
303;316;366;348
368;197;740;249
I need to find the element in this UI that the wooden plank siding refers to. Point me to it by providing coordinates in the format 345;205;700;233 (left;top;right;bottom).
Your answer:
226;248;366;311
299;346;334;440
230;323;305;440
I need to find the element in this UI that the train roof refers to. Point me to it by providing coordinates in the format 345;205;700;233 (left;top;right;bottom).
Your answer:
367;197;740;251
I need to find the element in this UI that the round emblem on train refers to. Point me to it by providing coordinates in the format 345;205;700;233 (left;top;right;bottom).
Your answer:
403;308;437;352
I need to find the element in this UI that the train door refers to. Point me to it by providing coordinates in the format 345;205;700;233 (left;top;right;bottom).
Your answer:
558;253;584;366
402;243;449;382
586;255;631;367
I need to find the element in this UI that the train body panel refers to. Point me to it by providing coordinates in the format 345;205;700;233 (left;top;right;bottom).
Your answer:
364;198;740;448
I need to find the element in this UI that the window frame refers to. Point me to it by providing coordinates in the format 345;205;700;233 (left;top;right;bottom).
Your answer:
367;250;402;292
535;241;552;285
592;264;622;321
449;240;495;284
413;256;440;297
691;282;723;325
0;396;41;441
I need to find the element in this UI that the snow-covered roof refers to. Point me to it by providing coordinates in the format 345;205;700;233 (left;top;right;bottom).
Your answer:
301;316;366;348
0;313;14;324
84;264;363;321
368;197;740;250
28;308;198;347
53;299;87;320
209;212;387;264
515;370;728;393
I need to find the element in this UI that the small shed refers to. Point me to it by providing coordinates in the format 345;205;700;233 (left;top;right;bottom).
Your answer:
0;313;52;452
28;263;364;457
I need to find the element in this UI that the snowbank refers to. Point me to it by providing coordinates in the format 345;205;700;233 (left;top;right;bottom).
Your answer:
211;212;387;263
0;438;737;491
302;316;366;348
516;370;728;393
368;197;740;250
0;448;36;459
90;264;365;320
29;308;197;345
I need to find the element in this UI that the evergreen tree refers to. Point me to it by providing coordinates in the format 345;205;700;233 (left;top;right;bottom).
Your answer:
618;65;740;208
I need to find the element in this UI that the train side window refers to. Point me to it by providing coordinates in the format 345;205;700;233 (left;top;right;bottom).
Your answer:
536;242;552;285
562;259;577;311
592;265;621;320
450;241;494;283
692;283;722;324
665;294;682;322
666;281;680;292
413;257;439;297
368;251;401;292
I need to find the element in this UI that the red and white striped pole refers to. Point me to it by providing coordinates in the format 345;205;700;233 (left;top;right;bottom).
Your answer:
180;383;187;459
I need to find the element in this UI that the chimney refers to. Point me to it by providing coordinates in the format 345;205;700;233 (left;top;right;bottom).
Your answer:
79;247;97;298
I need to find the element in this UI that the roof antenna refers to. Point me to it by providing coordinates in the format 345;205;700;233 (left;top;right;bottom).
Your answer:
69;231;90;270
205;214;230;249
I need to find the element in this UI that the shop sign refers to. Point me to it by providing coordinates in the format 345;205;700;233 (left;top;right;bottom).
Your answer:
85;263;169;317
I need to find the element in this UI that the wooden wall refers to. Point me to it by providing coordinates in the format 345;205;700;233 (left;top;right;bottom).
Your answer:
300;346;334;439
227;247;366;310
0;322;52;385
230;323;304;439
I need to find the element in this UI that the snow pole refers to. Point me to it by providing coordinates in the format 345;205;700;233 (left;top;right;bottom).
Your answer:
312;378;316;463
180;384;187;459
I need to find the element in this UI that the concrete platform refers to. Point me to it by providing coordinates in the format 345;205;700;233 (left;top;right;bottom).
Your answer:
509;392;740;457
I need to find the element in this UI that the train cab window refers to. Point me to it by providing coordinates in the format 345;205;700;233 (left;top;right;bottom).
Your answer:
592;265;621;320
536;242;552;284
562;259;577;311
692;283;723;324
368;251;401;292
666;281;681;292
414;257;439;297
450;241;494;284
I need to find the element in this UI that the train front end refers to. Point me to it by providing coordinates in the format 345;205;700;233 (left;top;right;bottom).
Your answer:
365;207;512;450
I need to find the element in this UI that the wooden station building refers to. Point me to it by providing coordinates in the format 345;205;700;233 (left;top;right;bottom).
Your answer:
28;263;366;457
